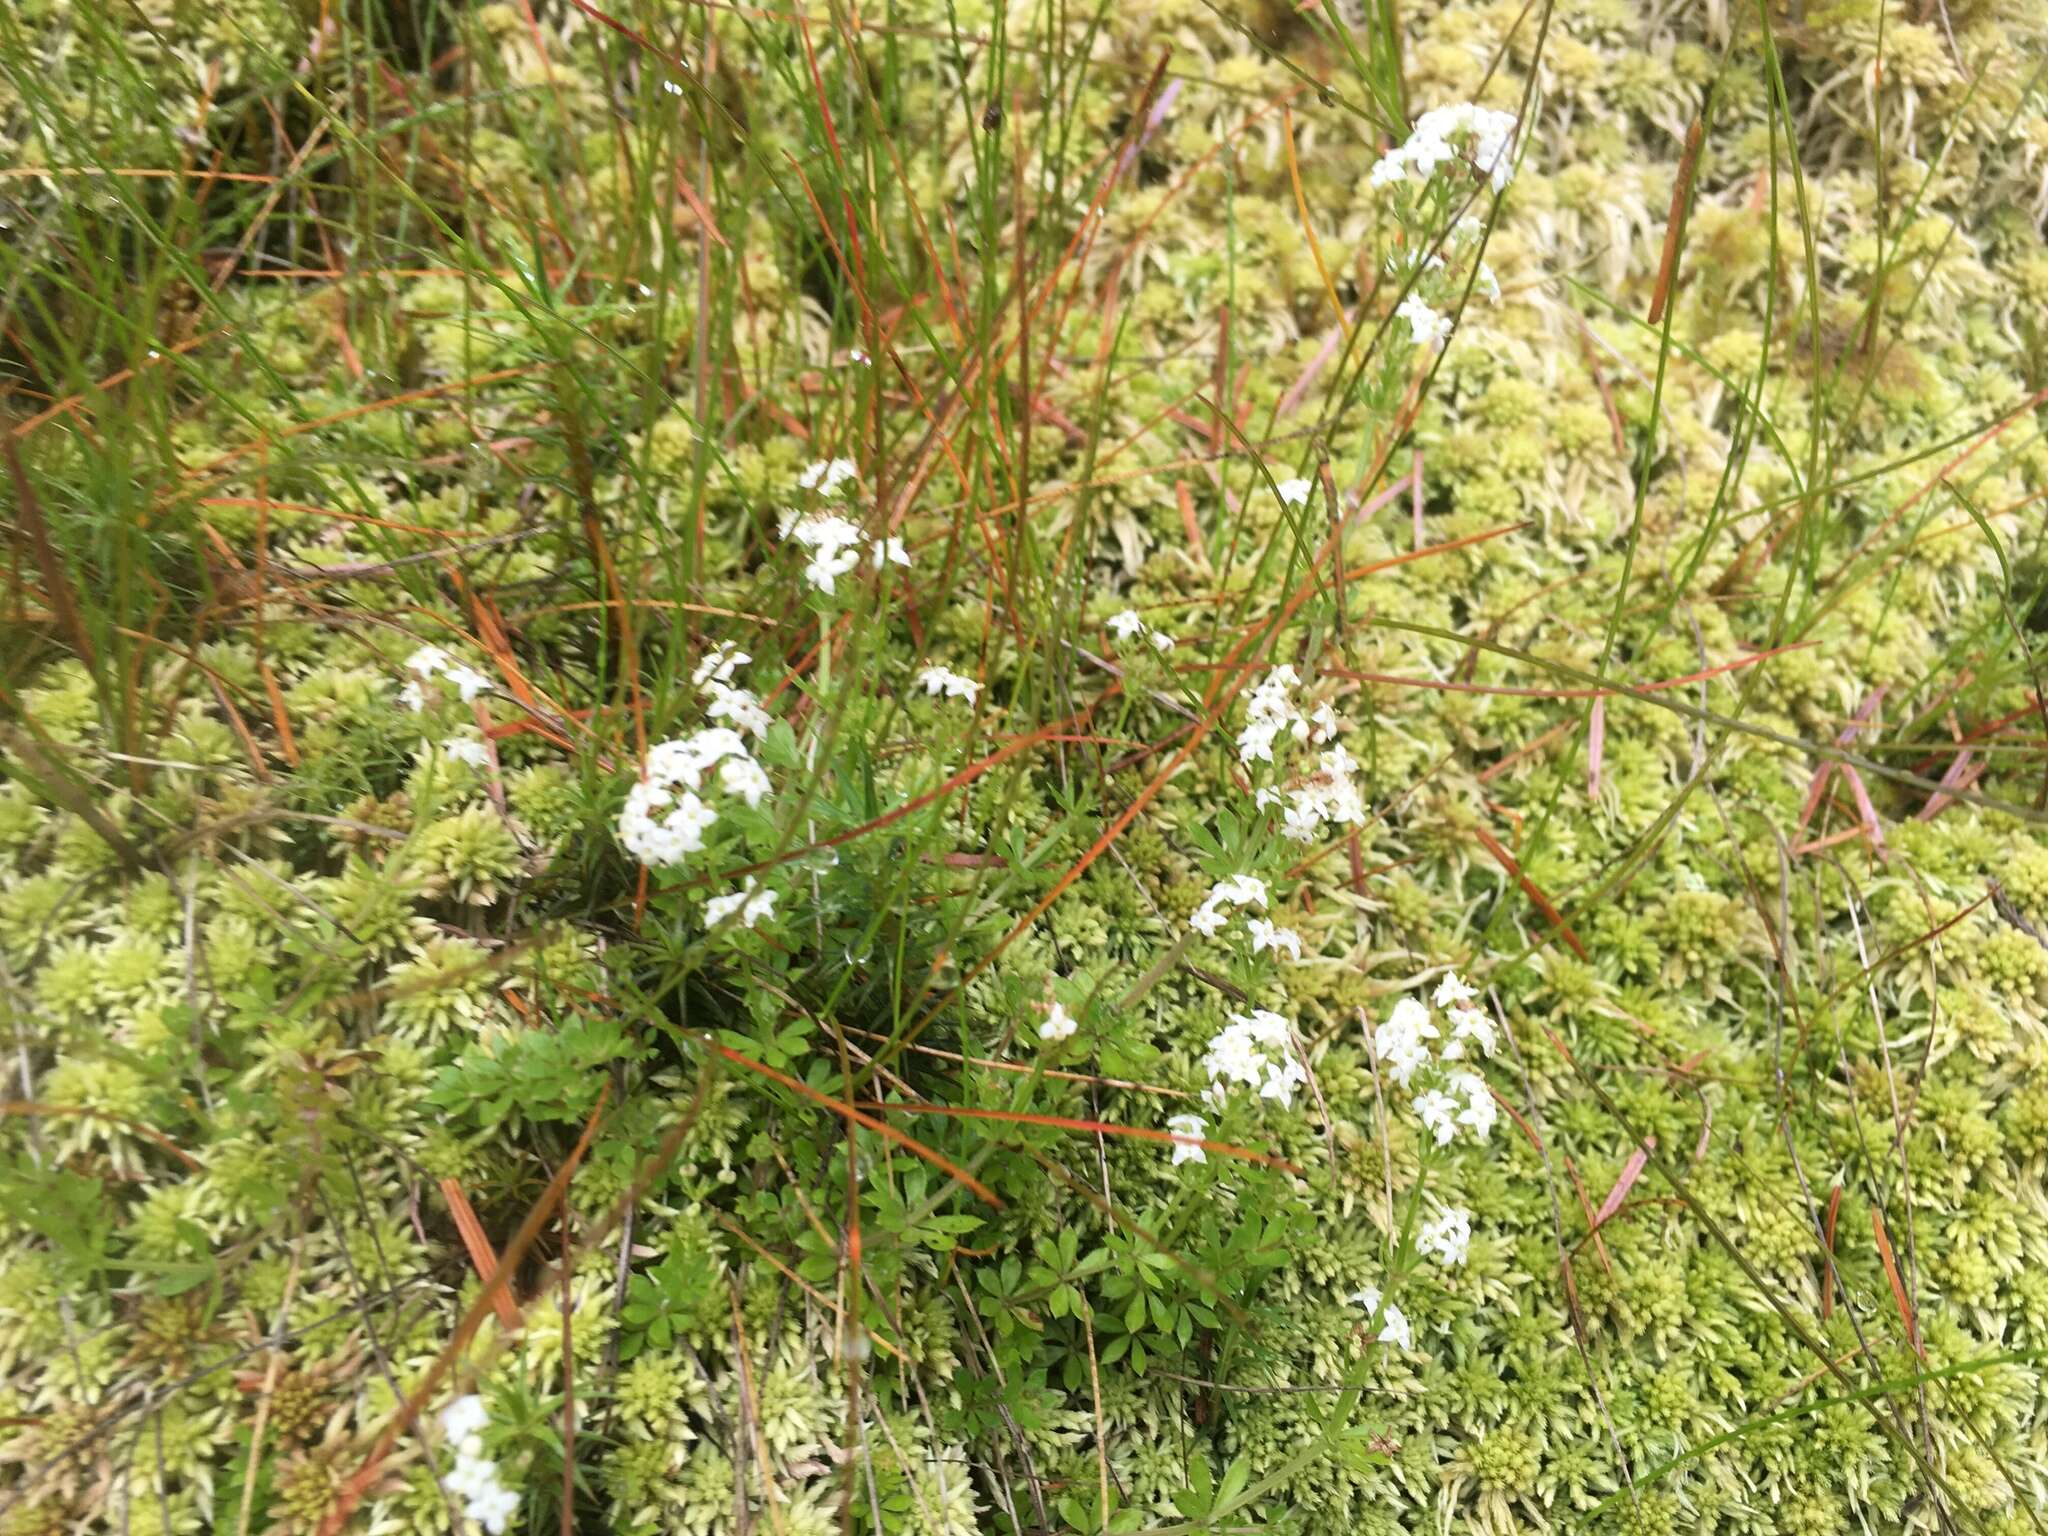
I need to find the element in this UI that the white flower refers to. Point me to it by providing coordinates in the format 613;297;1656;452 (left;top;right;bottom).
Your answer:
1107;609;1145;640
1166;1112;1207;1166
1237;717;1285;765
1348;1286;1413;1350
398;679;427;712
1418;1206;1472;1268
1039;1001;1078;1041
1377;996;1440;1088
1369;155;1405;188
1211;874;1268;909
442;1396;489;1442
443;738;491;770
1275;476;1313;507
693;642;750;689
1201;1027;1264;1088
618;781;718;866
1452;1071;1497;1141
443;664;493;702
785;511;868;594
1477;262;1502;303
798;457;859;496
872;535;911;568
644;728;750;790
1247;919;1303;961
440;1397;519;1533
805;544;860;594
1260;1054;1308;1109
1235;1009;1292;1048
1443;1004;1498;1060
916;666;982;702
1149;629;1176;654
718;754;772;808
1433;972;1479;1008
1306;702;1340;743
705;878;777;930
704;682;773;738
1280;799;1323;843
1188;902;1229;939
1414;1089;1459;1146
1254;787;1284;810
1396;294;1453;348
406;645;450;678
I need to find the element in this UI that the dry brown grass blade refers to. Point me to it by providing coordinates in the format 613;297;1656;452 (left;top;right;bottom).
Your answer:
1646;115;1703;327
4;440;93;667
1871;1206;1922;1358
439;1177;523;1329
1471;823;1590;960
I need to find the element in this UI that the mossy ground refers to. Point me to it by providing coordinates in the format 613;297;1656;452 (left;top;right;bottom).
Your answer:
4;1;2048;1533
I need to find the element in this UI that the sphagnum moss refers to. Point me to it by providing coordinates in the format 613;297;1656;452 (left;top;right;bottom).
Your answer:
5;0;2048;1530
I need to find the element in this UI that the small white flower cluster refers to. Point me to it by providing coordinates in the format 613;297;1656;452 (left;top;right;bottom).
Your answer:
1345;1284;1413;1350
1418;1204;1472;1268
1201;1008;1308;1110
399;645;493;712
1038;1000;1078;1042
704;876;777;931
1107;608;1176;654
441;1396;519;1534
693;641;774;738
1395;293;1455;349
779;508;910;596
618;641;776;869
1186;873;1267;939
618;727;766;866
1368;103;1519;194
1166;1111;1206;1166
1236;665;1339;765
916;665;982;703
1375;972;1499;1147
1237;667;1366;845
797;457;859;496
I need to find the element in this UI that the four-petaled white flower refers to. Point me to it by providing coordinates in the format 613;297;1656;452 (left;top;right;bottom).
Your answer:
1107;609;1145;641
693;642;750;689
916;666;981;702
1451;1070;1497;1141
1414;1088;1459;1146
442;738;491;770
1188;903;1229;939
718;755;772;808
1275;477;1313;507
1166;1112;1206;1167
1150;629;1176;654
1039;1001;1078;1041
705;877;777;931
406;645;450;678
1433;971;1479;1008
398;679;427;712
1443;1003;1498;1060
1347;1286;1413;1351
1247;919;1303;961
443;664;493;702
